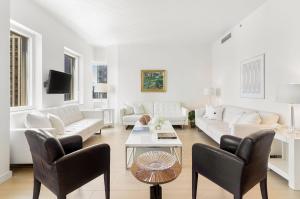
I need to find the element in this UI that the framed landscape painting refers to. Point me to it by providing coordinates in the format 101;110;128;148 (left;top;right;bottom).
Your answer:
141;70;167;92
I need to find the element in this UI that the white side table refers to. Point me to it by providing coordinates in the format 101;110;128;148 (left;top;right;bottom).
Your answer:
95;108;115;127
268;128;300;190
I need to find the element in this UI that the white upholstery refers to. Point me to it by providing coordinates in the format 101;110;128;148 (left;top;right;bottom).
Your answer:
10;105;104;164
120;102;188;126
195;105;280;143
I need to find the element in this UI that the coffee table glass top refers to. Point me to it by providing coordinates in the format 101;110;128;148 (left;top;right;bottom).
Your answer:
125;121;182;147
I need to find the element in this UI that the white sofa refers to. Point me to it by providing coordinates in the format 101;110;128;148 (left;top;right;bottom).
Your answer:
195;105;280;143
120;102;189;126
10;105;104;164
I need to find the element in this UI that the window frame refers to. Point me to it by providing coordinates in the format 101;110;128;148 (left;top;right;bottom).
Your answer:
92;62;108;100
64;48;80;104
10;24;34;112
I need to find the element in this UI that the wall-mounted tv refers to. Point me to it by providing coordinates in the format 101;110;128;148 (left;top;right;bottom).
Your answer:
46;70;71;94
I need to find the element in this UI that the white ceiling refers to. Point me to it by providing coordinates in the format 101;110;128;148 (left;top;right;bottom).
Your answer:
33;0;266;47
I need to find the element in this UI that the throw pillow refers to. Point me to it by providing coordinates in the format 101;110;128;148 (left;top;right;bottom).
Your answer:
204;105;224;121
238;112;262;125
124;105;134;115
133;104;145;114
48;113;65;135
25;112;52;128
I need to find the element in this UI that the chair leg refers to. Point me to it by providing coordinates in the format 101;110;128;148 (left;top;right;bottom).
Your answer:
234;193;242;199
104;171;110;199
260;178;268;199
33;177;41;199
192;170;198;199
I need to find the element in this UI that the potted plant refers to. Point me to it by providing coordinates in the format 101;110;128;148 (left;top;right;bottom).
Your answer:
188;110;196;128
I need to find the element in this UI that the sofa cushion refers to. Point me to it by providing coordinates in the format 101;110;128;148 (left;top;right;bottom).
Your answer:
203;105;224;120
48;113;65;135
238;112;262;125
25;112;52;129
64;119;102;139
259;112;279;124
123;114;145;123
124;105;134;115
133;104;145;114
154;102;182;117
223;106;246;123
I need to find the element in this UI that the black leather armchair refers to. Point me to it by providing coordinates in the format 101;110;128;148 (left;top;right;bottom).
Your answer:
25;130;110;199
192;130;275;199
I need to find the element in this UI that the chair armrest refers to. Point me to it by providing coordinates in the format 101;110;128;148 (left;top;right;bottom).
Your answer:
192;143;244;191
195;107;205;118
220;135;242;154
58;135;83;154
81;110;104;119
55;144;110;186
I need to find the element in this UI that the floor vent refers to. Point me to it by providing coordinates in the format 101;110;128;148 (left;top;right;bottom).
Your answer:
221;33;231;44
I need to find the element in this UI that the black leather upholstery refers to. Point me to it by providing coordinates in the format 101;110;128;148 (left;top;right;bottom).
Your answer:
192;130;275;199
25;130;110;199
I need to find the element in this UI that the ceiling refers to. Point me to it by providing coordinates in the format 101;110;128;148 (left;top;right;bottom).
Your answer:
33;0;266;47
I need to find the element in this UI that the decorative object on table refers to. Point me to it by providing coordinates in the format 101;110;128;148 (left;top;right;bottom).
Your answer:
94;83;110;108
131;151;181;199
240;54;265;99
188;110;196;128
141;70;167;92
139;115;151;125
203;87;216;105
277;83;300;132
152;117;166;130
157;132;177;139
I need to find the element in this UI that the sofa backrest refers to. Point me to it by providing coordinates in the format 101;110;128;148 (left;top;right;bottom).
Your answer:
222;105;279;125
41;105;83;126
154;102;182;117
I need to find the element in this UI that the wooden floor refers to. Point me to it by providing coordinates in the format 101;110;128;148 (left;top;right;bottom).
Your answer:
0;126;299;199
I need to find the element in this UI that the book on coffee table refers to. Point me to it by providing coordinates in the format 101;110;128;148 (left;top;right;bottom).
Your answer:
157;132;177;139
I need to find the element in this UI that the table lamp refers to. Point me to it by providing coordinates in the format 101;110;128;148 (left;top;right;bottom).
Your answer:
203;88;216;105
277;83;300;132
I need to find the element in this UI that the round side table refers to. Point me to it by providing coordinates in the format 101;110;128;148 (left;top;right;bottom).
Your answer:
131;151;182;199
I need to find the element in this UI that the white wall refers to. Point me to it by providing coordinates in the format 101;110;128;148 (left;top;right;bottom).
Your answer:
0;0;12;183
212;0;300;126
11;0;93;108
116;42;211;109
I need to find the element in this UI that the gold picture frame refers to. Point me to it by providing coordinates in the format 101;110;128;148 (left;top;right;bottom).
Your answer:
141;70;167;92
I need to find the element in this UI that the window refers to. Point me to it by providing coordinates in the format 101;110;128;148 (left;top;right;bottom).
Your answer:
10;31;30;108
92;64;107;99
64;49;80;102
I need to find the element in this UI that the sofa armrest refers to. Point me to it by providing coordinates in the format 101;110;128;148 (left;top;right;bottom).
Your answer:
81;110;104;119
181;106;189;117
195;107;205;118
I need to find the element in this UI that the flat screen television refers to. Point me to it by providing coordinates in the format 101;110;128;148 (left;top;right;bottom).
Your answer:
47;70;71;94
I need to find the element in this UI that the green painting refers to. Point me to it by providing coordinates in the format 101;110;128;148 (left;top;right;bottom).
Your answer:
141;70;167;92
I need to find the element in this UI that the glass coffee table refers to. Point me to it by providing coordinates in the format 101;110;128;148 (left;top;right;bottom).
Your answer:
125;120;183;169
131;151;182;199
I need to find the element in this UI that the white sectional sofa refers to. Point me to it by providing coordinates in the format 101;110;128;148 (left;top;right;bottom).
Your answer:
195;105;280;143
120;102;189;126
10;105;104;164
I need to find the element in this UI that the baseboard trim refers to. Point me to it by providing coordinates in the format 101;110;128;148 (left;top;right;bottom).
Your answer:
0;170;12;184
